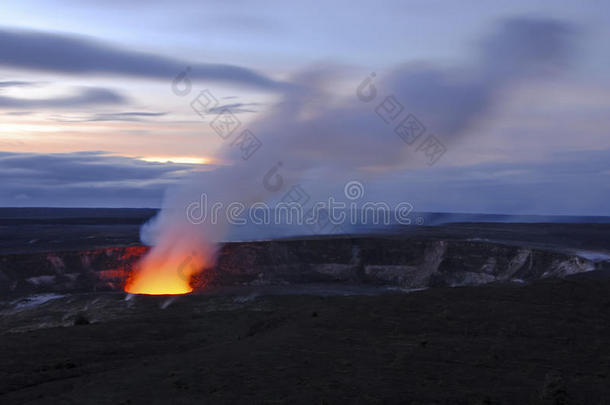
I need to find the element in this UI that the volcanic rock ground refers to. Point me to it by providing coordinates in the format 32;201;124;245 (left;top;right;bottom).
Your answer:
1;208;610;404
2;280;610;404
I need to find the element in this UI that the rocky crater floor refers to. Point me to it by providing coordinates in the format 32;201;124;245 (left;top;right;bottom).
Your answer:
1;234;608;297
1;279;610;404
2;208;610;297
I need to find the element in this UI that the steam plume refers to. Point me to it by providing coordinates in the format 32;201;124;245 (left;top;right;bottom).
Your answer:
132;17;578;290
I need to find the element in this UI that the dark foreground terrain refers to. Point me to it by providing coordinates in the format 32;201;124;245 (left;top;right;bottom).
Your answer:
2;209;609;403
2;278;610;404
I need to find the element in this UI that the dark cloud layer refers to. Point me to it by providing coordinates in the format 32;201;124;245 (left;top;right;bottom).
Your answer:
1;147;608;215
0;28;286;90
0;81;37;88
208;102;259;114
390;149;610;216
51;111;167;122
90;112;167;121
480;18;576;79
0;87;125;108
0;152;198;207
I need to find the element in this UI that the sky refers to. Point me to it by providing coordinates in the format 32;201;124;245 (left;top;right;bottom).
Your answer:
0;0;609;215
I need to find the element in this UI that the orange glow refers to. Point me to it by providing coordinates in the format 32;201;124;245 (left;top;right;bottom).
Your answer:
124;253;201;295
124;271;193;295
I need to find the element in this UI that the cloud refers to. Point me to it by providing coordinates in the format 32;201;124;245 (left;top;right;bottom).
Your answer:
3;111;34;116
208;102;259;114
480;17;577;79
91;112;167;121
1;146;607;215
51;111;167;122
0;151;201;207
0;81;37;88
0;28;288;90
0;87;126;109
0;151;190;183
382;148;610;216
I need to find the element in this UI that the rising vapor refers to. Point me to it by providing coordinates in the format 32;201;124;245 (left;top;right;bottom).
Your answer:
130;17;578;292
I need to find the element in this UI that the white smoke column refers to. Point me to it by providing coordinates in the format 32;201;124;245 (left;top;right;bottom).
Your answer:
129;17;577;293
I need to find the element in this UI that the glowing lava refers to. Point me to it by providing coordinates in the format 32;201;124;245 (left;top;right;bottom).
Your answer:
124;270;193;295
124;253;201;295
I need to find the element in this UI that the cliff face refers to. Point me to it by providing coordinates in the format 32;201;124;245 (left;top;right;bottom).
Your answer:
207;238;598;288
0;246;148;296
0;237;603;297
